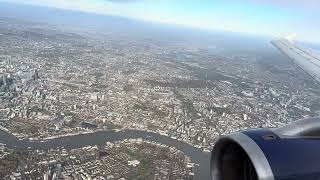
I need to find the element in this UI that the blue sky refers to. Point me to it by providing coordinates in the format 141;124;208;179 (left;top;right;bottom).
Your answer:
1;0;320;43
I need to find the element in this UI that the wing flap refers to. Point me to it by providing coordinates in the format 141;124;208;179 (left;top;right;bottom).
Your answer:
272;39;320;82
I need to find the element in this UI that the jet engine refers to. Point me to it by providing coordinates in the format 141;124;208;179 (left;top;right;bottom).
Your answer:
211;117;320;180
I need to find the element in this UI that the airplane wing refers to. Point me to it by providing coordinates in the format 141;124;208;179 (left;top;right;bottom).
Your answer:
272;39;320;82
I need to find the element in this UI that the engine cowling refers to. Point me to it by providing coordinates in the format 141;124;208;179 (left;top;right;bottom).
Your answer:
211;117;320;180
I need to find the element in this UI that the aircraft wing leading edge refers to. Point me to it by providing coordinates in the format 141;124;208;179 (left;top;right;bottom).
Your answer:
272;39;320;83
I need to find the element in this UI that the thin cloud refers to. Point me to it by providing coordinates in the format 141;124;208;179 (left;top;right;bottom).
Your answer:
1;0;319;43
249;0;320;11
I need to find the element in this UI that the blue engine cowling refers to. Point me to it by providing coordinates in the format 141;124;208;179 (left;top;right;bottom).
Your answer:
211;117;320;180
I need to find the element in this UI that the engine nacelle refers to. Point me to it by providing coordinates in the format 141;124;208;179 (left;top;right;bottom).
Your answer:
211;117;320;180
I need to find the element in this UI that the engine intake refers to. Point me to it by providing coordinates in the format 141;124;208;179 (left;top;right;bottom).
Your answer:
211;117;320;180
213;140;257;180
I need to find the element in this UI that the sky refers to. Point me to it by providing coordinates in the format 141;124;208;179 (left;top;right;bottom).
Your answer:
1;0;319;43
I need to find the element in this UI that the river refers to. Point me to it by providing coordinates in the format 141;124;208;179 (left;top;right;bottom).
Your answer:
0;130;211;180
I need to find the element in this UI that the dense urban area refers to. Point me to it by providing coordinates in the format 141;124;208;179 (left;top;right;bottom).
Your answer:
0;15;320;179
0;139;194;179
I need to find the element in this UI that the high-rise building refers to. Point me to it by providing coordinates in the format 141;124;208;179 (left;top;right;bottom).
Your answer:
2;75;7;86
33;69;39;80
